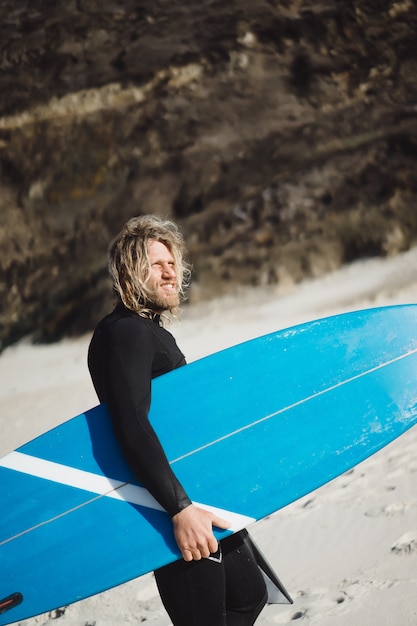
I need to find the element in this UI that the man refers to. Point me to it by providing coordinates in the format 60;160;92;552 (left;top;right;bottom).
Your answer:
88;215;268;625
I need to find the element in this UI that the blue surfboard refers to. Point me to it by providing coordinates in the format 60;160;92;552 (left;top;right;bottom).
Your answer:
1;305;417;624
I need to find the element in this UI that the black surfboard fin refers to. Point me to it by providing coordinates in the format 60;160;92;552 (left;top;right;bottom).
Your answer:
244;532;293;605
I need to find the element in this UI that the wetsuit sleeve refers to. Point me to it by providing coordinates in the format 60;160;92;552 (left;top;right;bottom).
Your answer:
91;317;191;517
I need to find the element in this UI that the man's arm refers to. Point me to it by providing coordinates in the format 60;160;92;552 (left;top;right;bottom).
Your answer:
90;317;230;558
100;317;191;516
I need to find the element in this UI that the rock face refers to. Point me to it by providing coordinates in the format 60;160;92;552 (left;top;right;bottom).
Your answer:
1;0;417;348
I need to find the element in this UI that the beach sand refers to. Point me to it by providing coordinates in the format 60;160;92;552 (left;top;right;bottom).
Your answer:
1;248;417;625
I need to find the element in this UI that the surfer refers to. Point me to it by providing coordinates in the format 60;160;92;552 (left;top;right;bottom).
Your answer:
88;215;268;625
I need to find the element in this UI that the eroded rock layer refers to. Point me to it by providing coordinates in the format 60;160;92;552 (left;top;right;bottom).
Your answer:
1;0;416;347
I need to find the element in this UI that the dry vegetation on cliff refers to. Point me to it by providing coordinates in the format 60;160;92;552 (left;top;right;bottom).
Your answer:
1;0;416;348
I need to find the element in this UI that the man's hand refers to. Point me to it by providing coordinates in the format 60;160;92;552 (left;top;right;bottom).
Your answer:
172;504;231;561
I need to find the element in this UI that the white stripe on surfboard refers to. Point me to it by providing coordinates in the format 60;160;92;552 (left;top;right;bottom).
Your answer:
0;451;255;532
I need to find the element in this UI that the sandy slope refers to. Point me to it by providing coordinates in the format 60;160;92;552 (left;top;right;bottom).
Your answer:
1;247;417;625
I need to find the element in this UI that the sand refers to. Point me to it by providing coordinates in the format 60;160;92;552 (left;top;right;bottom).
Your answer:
1;247;417;625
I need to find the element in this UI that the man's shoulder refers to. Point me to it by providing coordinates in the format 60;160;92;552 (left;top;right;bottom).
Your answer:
95;305;155;341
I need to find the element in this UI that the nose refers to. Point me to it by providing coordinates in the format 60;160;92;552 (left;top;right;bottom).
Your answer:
162;262;176;277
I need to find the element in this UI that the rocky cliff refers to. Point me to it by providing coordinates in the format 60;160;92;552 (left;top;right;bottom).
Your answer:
1;0;417;349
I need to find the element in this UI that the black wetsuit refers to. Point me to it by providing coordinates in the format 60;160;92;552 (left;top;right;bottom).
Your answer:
88;303;267;625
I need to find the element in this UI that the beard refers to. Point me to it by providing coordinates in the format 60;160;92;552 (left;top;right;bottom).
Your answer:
145;286;180;313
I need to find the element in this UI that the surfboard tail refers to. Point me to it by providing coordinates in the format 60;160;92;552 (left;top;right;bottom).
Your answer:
0;592;23;616
244;532;293;605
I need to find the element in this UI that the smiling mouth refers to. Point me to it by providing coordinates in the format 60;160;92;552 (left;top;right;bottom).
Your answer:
160;282;177;292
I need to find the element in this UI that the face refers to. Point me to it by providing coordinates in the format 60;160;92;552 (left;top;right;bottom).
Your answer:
146;239;180;312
